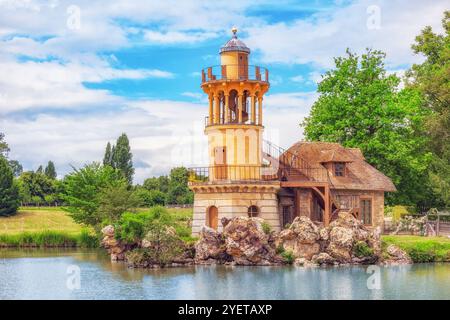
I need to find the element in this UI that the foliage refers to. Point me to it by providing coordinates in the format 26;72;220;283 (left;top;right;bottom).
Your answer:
62;163;124;230
302;48;434;207
281;250;295;264
385;205;415;222
143;175;169;193
0;132;9;157
353;241;374;258
133;187;166;207
0;229;98;248
44;161;57;179
97;183;141;224
8;160;23;177
382;235;450;262
17;171;56;205
114;211;153;243
0;156;20;216
406;11;450;209
166;167;193;205
261;221;272;235
103;142;113;167
276;244;285;255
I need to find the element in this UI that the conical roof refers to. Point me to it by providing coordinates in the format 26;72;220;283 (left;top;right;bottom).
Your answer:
220;27;250;54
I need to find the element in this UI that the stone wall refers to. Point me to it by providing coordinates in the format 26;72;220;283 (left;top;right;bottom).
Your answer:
191;183;280;235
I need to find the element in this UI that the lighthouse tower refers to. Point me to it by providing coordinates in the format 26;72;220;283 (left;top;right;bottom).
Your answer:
189;28;281;235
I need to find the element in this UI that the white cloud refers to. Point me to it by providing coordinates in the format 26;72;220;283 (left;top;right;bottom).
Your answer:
290;75;305;83
245;0;448;68
144;30;218;44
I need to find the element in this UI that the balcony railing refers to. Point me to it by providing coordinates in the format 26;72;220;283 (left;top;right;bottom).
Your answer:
201;65;269;83
188;165;279;184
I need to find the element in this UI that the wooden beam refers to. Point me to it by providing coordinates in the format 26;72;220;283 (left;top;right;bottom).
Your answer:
324;185;330;226
281;181;329;188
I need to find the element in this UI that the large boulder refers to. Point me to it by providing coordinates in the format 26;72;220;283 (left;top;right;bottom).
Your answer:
222;217;279;265
275;216;321;259
101;225;128;261
194;226;229;263
382;244;412;265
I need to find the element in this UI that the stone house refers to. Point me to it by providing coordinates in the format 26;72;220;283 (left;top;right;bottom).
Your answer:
188;29;396;235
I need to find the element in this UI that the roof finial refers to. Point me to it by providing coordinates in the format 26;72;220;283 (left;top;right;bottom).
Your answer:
231;26;238;38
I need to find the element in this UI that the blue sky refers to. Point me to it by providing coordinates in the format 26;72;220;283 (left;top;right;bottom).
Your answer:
0;0;447;182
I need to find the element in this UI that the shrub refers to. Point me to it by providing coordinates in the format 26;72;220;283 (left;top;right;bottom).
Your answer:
261;222;272;235
276;244;285;255
281;250;295;264
408;248;436;263
353;241;374;258
114;211;152;243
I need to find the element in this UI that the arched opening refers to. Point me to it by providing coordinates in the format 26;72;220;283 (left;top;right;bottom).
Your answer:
206;206;218;230
248;205;259;218
228;89;238;123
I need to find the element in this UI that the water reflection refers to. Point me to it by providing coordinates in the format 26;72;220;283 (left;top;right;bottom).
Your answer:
0;249;449;300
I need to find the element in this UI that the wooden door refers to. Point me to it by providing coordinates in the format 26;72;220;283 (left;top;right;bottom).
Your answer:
207;206;218;230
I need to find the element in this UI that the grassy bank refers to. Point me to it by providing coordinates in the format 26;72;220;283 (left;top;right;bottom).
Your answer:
0;207;194;248
382;235;450;263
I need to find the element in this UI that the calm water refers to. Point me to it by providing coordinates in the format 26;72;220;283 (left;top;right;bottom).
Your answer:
0;249;449;300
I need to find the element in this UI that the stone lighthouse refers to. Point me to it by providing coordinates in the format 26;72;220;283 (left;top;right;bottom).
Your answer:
189;28;281;235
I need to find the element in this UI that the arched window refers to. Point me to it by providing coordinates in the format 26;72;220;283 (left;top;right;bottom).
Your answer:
248;205;259;218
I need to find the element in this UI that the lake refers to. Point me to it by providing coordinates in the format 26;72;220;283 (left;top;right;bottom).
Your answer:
0;249;449;300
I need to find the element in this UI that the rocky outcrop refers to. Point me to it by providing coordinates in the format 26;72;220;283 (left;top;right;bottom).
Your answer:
194;226;229;263
276;213;381;265
222;217;281;265
381;244;412;265
101;225;129;261
194;217;282;265
275;216;321;260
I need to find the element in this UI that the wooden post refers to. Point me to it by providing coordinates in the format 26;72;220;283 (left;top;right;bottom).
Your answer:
324;186;330;226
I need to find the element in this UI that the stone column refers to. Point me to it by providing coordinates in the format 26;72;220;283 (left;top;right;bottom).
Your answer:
214;94;220;124
208;94;213;126
224;94;230;124
251;94;256;124
238;93;243;123
258;96;263;125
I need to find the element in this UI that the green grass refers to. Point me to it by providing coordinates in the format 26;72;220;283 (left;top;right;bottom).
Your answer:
0;207;84;235
0;206;194;247
382;235;450;262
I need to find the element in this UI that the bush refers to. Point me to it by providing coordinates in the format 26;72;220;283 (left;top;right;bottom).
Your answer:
261;222;272;235
0;230;98;248
276;244;285;255
353;241;374;258
408;248;436;263
115;211;152;243
281;250;295;264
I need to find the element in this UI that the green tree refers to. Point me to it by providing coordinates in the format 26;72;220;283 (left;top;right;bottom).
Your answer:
167;167;193;205
62;163;124;230
112;133;134;184
98;183;141;223
407;11;450;208
0;132;9;157
133;187;166;207
18;171;54;203
143;175;169;193
0;156;20;216
302;48;433;207
36;165;43;174
103;142;113;167
44;161;57;179
8;160;23;177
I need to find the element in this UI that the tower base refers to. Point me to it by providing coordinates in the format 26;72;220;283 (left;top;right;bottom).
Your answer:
190;182;281;235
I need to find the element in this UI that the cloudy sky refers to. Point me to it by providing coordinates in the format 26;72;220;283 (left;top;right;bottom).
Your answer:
0;0;447;183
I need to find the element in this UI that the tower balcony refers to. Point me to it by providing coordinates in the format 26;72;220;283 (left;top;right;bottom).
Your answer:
201;65;269;84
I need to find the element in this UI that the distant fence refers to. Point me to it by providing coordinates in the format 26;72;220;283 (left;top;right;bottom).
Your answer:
165;204;193;209
384;214;450;236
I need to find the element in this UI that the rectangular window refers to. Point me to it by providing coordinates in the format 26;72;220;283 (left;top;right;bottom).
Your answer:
360;199;372;225
334;162;345;176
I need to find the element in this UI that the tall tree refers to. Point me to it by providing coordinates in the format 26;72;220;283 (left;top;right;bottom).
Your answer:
302;48;434;207
0;156;20;216
0;132;9;157
36;165;43;174
166;167;193;205
103;142;113;167
8;160;23;177
113;133;134;184
407;11;450;208
44;161;57;179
